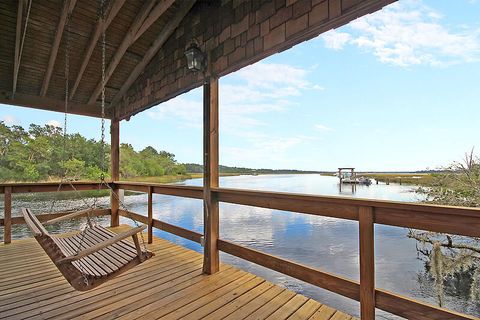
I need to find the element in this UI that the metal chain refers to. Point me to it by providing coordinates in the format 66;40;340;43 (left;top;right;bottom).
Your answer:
49;8;70;215
100;0;106;177
75;226;90;286
101;179;148;253
65;12;89;286
96;0;147;253
63;8;70;176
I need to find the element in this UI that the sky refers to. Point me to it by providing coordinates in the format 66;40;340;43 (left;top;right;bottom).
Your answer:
1;0;480;172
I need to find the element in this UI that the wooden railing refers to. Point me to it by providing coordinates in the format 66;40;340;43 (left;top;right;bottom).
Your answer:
1;181;479;320
0;182;111;243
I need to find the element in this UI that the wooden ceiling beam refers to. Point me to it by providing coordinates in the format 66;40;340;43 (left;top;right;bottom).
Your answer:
110;0;196;112
133;0;176;43
0;92;108;119
12;0;24;97
40;0;77;97
87;0;157;105
69;0;126;100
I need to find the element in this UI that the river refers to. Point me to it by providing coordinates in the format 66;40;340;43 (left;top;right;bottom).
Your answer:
1;174;478;319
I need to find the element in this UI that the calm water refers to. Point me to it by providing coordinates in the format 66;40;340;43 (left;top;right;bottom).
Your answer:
1;174;478;319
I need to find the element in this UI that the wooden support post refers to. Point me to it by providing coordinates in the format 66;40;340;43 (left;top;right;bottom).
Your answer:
359;206;375;320
4;187;12;244
203;76;219;275
110;119;120;227
147;186;153;244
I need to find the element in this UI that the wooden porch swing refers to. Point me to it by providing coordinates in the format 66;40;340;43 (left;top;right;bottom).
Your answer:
22;208;153;291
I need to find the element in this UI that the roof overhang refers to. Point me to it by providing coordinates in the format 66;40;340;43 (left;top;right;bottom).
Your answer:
0;0;396;120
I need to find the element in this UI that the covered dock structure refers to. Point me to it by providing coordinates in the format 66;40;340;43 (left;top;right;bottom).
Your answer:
1;1;480;319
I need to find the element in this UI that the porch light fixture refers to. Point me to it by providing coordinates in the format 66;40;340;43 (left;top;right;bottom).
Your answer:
185;43;206;72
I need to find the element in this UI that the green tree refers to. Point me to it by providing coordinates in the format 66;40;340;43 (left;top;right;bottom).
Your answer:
412;150;480;306
0;123;184;182
61;158;85;180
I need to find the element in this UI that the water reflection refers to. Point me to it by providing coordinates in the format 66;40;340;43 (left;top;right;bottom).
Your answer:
1;174;478;318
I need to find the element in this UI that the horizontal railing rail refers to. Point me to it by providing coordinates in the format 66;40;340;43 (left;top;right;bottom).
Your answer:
0;181;110;194
113;182;480;238
2;181;479;319
116;182;480;320
0;208;110;226
212;187;480;237
0;182;112;244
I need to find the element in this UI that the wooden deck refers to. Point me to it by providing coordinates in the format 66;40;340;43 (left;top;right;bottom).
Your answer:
0;225;354;320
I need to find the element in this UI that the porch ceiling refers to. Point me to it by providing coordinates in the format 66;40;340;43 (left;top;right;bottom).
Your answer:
0;0;395;120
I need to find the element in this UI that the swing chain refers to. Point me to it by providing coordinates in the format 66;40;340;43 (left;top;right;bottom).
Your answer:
100;178;148;253
96;0;148;254
65;11;90;285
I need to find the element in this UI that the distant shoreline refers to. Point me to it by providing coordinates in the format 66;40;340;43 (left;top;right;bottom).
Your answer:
320;172;433;185
1;171;435;186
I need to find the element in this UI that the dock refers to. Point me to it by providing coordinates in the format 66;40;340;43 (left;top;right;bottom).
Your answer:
0;225;354;320
1;1;477;317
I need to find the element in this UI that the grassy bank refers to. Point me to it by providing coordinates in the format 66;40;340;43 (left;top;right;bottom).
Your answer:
361;173;433;185
123;172;242;184
123;174;196;184
320;172;434;185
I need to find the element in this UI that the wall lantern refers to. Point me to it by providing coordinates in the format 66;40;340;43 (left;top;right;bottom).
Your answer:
185;43;206;72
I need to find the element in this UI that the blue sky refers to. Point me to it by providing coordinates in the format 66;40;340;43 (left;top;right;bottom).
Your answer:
1;0;479;171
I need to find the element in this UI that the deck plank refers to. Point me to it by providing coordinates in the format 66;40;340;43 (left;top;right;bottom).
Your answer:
265;294;310;320
201;281;277;320
223;285;285;320
162;276;265;320
309;305;338;320
288;299;323;320
0;225;356;320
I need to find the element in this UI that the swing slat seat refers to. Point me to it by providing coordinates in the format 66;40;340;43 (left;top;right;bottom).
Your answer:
21;208;154;291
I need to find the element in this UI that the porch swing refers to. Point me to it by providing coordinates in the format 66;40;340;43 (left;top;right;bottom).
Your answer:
21;3;153;291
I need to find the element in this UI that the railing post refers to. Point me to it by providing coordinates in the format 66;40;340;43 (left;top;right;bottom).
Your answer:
147;186;153;244
203;76;219;275
110;119;120;227
4;186;12;244
359;206;375;319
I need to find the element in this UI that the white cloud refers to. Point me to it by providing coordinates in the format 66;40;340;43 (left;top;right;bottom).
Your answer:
46;120;61;128
312;84;325;91
234;63;310;91
148;62;323;134
147;62;325;167
147;97;202;128
314;124;332;131
1;115;20;126
320;0;480;66
322;30;352;50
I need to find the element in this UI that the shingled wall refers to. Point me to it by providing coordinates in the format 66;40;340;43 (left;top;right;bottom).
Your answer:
115;0;395;120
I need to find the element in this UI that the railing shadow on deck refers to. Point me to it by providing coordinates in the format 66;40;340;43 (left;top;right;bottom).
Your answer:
1;181;479;320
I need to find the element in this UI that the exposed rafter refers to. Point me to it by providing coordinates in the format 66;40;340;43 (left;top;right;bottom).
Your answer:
13;0;23;97
0;92;108;119
133;0;176;43
110;0;196;110
13;0;29;97
69;0;126;100
86;1;158;105
40;0;77;97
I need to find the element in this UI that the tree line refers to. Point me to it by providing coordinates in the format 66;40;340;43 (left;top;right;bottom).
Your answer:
412;150;480;306
0;122;186;182
184;163;320;174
